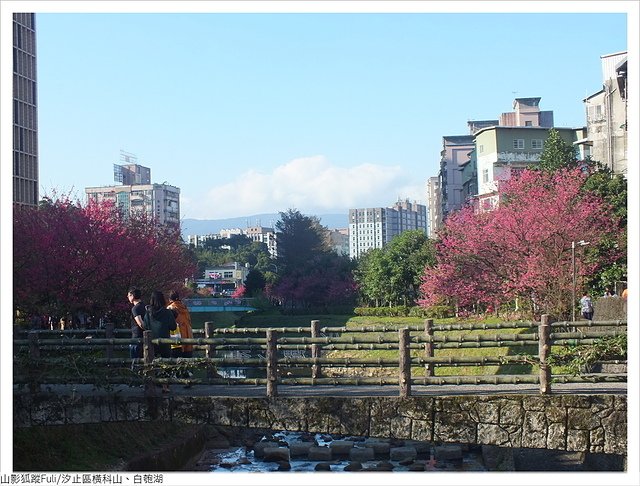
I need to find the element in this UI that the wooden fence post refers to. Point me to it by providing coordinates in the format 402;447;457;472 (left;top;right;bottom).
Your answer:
311;320;321;379
143;330;157;397
105;322;114;361
205;321;216;380
399;328;411;398
424;318;434;377
539;314;552;395
28;331;41;393
266;329;278;397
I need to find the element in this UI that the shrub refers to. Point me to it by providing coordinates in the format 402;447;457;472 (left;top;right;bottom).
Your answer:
353;305;454;318
421;305;455;319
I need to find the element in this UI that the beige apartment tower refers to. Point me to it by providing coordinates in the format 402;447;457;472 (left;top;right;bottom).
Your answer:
86;162;180;228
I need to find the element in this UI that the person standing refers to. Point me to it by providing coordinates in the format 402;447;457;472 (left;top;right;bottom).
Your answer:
579;292;594;321
144;291;177;393
167;290;194;359
127;287;146;359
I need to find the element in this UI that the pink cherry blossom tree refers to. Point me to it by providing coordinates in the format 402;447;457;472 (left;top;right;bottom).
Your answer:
14;195;197;324
419;168;621;318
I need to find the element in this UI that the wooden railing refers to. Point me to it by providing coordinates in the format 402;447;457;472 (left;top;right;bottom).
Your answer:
13;316;627;397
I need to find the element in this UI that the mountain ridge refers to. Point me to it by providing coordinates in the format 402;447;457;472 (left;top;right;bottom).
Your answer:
181;213;348;237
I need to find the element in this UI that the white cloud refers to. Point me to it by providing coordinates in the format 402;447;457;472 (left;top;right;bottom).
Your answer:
182;155;425;219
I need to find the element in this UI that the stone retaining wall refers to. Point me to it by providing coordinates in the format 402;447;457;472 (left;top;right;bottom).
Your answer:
13;392;627;456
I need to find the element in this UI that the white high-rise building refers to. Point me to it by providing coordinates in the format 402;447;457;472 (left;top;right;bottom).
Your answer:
426;176;441;238
348;200;427;259
245;226;278;257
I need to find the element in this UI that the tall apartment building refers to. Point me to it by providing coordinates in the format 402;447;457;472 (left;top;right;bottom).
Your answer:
13;13;39;207
85;162;180;227
429;97;555;233
349;200;427;259
245;225;277;257
426;177;441;238
475;126;584;211
583;51;627;176
438;135;475;222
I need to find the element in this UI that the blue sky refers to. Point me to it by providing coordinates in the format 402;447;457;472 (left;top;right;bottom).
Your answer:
13;4;636;219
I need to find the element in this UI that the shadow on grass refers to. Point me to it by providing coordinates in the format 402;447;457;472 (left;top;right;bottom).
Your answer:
495;323;538;375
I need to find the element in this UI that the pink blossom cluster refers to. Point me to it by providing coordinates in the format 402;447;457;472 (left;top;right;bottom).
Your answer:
419;169;622;317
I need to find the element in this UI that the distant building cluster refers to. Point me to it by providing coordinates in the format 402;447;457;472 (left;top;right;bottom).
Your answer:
427;51;627;236
188;225;278;258
188;225;349;259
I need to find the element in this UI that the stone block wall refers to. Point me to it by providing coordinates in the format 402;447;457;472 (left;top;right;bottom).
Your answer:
13;392;627;456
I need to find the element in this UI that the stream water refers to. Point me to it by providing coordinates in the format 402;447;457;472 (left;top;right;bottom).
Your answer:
202;431;487;473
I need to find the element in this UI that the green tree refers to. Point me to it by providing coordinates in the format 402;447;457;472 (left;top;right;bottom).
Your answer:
275;208;329;275
385;230;436;306
227;234;252;250
266;209;355;308
354;230;435;307
354;248;392;307
581;162;627;294
537;128;578;172
243;269;267;297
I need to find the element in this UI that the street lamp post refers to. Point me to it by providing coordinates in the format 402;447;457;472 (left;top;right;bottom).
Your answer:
572;241;576;323
571;240;590;322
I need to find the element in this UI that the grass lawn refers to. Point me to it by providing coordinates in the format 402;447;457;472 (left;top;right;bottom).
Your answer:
190;310;353;331
315;315;539;377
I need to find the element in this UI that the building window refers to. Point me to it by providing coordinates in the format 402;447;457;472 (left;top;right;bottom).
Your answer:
531;139;543;149
478;144;484;153
588;104;604;122
525;121;533;126
482;169;489;184
513;139;525;149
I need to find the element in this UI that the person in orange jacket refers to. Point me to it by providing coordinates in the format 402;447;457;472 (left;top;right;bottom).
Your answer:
167;290;194;358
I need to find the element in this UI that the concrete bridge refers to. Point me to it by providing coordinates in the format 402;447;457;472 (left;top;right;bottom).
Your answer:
13;383;627;457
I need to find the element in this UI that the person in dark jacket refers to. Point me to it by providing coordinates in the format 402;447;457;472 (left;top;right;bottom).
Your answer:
143;290;177;393
127;287;146;359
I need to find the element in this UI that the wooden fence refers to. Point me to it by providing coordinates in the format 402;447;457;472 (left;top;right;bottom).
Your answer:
13;316;627;397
